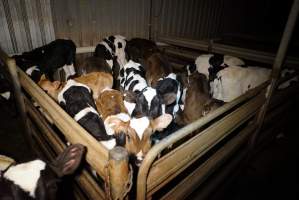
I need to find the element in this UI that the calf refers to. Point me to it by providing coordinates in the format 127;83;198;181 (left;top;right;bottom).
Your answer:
155;73;184;118
40;79;116;149
145;52;173;87
195;54;245;82
211;66;271;102
74;72;113;100
96;89;140;156
0;144;85;200
175;72;220;125
121;60;177;119
13;39;76;81
76;57;112;76
125;38;159;64
94;35;127;87
129;114;173;162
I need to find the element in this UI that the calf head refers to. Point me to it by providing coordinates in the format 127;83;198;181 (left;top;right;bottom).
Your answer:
124;87;176;119
96;89;141;155
104;115;141;156
0;144;85;200
76;57;112;76
130;114;173;163
145;52;173;87
38;75;62;101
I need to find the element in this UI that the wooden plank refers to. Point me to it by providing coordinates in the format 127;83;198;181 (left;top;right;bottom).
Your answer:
146;92;265;195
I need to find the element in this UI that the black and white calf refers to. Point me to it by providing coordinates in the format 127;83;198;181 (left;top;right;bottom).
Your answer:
57;79;116;149
194;54;245;82
0;144;85;200
94;35;127;87
211;66;271;102
156;73;185;118
122;61;179;120
13;39;76;81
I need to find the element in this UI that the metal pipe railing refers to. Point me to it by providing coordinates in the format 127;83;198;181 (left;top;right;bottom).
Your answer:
136;81;268;199
249;0;299;150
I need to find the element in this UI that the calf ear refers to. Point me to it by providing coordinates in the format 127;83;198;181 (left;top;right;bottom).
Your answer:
152;114;173;132
51;144;85;177
162;92;177;105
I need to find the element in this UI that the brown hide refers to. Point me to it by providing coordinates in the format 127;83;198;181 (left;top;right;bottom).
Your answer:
74;72;113;100
145;53;173;87
76;56;112;75
96;90;141;155
95;89;127;120
139;114;173;159
38;75;63;101
38;72;113;101
176;72;220;126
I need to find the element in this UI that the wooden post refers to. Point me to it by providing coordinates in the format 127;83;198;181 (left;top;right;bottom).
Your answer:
108;146;131;200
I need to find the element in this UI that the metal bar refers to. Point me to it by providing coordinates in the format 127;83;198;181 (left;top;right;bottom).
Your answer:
136;83;267;200
146;92;264;196
18;67;109;179
249;0;299;150
25;96;106;200
157;36;299;67
161;124;256;200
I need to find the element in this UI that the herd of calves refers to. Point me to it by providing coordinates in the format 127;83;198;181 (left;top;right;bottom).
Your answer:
1;36;297;199
12;35;294;163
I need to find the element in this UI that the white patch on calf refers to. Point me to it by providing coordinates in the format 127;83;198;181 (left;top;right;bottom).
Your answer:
63;63;76;79
58;79;91;104
74;106;99;121
223;55;245;66
166;73;177;80
195;54;213;79
101;139;116;150
136;151;143;161
4;160;46;198
124;101;136;116
100;41;113;54
130;117;150;139
181;88;187;104
114;35;127;68
0;91;10;100
115;113;130;122
106;59;113;69
211;66;271;102
104;119;116;136
25;66;39;76
103;113;130;136
161;104;166;115
143;87;157;108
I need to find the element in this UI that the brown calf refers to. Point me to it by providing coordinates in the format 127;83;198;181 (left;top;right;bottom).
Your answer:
175;72;220;126
96;89;141;156
39;72;113;101
145;52;173;87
